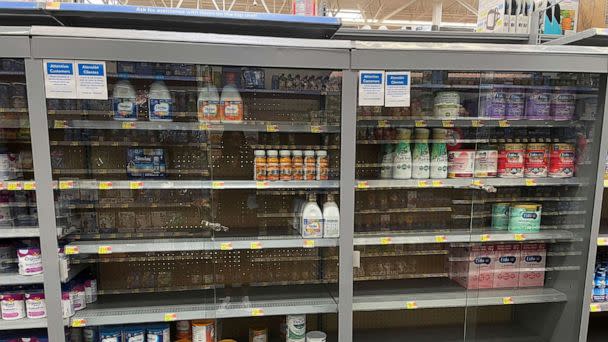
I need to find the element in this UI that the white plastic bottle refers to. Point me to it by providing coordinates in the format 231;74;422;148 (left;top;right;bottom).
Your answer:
112;80;137;121
412;128;430;179
392;128;412;179
380;144;394;179
430;128;448;179
322;194;340;238
197;81;221;123
300;194;323;238
220;74;243;123
148;81;172;121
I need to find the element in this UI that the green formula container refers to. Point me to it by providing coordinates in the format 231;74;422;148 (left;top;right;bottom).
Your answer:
491;203;510;230
508;203;542;233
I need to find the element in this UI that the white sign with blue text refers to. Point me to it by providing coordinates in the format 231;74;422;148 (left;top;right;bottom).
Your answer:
358;70;385;106
76;61;108;100
44;60;77;99
385;71;411;107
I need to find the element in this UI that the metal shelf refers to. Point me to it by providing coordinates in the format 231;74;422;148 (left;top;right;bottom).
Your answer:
0;119;29;128
55;179;338;190
353;229;575;246
69;285;337;326
354;280;567;311
51;119;340;133
0;318;47;330
0;271;43;286
65;236;338;254
0;226;39;238
356;118;584;128
356;177;586;190
61;264;88;283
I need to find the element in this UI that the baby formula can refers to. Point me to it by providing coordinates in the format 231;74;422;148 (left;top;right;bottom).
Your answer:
61;289;74;318
505;88;525;119
552;88;576;121
508;203;542;233
524;143;548;178
25;291;46;319
548;143;575;178
287;314;306;342
17;247;43;275
474;147;498;178
147;324;170;342
479;86;506;119
83;327;99;342
498;143;525;178
99;326;121;342
594;269;607;302
192;320;215;342
433;92;460;118
306;331;327;342
525;87;552;120
491;203;510;230
447;150;475;178
249;327;268;342
176;320;191;339
123;325;145;342
0;292;25;320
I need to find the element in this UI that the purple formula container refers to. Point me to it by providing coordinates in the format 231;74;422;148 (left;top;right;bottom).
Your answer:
0;292;25;320
25;291;46;319
17;247;42;276
479;85;506;119
505;88;526;119
525;87;552;120
552;88;576;120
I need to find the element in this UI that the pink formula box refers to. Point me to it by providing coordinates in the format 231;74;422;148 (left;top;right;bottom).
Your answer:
518;243;546;287
450;245;495;289
493;244;521;288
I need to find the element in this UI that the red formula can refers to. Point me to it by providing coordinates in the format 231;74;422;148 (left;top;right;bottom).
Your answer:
498;143;525;178
524;143;548;178
549;143;575;178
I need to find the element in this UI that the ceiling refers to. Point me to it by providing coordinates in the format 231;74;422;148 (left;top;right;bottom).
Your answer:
82;0;479;27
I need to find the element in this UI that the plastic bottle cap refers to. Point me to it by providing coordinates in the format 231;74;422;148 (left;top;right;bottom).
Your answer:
316;150;327;156
292;150;303;156
254;150;266;157
267;150;278;156
304;150;315;156
280;150;291;157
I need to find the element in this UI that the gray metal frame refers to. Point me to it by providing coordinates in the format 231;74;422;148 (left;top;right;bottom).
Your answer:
2;26;608;341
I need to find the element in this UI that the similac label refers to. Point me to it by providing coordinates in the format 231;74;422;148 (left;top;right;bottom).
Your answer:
148;98;172;121
221;100;243;122
302;218;322;238
113;98;137;120
198;99;220;122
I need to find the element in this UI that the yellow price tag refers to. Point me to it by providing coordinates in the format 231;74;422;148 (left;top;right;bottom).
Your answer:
591;303;602;312
418;180;429;188
23;181;36;190
377;120;389;128
129;181;144;189
266;124;278;132
250;241;262;250
64;246;79;255
46;2;61;10
431;180;443;187
220;242;233;251
480;234;491;242
7;182;21;191
212;181;225;189
514;233;526;241
435;235;447;243
380;237;392;245
121;122;136;129
471;119;483;128
502;297;513;305
54;120;68;129
357;181;369;189
598;238;608;246
303;240;315;248
415;120;427;127
471;180;484;187
198;123;209;130
71;319;87;327
251;308;264;316
98;246;112;254
310;125;322;133
164;313;177;321
442;120;454;128
498;120;510;128
256;181;270;189
405;301;417;309
98;181;113;190
525;179;537;186
59;180;75;190
0;182;5;190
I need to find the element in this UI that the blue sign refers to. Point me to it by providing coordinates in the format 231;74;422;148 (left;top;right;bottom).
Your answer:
360;73;383;84
47;63;73;75
78;63;105;76
387;74;408;86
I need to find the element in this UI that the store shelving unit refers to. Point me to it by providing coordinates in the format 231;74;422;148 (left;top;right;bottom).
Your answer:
0;272;43;286
1;26;608;342
0;318;48;330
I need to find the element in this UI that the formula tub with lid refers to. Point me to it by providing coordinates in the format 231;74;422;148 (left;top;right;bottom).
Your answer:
508;203;542;233
0;292;25;320
306;331;327;342
549;143;575;178
552;88;575;120
25;291;46;319
525;87;551;120
447;150;475;178
524;143;548;178
192;319;215;342
498;143;525;178
505;88;525;119
479;85;506;119
433;92;460;118
491;203;510;230
17;247;43;275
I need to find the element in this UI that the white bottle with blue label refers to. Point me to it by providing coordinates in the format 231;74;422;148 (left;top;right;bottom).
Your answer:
301;194;323;238
148;81;172;122
112;80;137;121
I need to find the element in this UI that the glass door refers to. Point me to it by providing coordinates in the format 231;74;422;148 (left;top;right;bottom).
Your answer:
47;61;342;341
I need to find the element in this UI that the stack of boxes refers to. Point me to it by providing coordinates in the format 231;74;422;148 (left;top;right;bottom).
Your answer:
449;243;546;289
